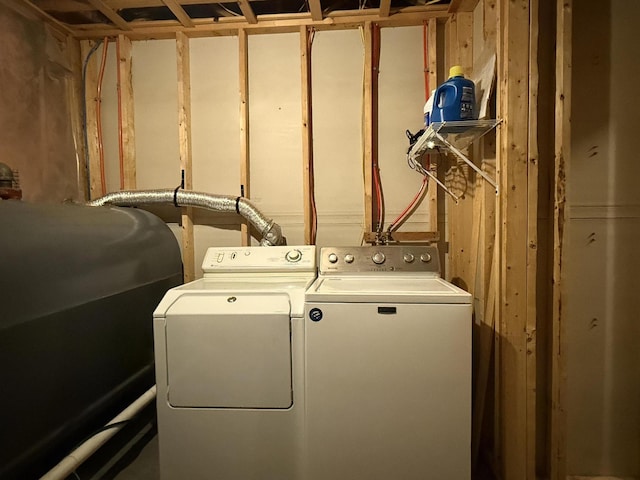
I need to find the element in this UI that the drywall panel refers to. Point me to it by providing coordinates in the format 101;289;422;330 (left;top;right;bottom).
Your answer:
193;224;241;278
0;4;77;202
378;26;431;233
190;36;240;195
565;216;640;476
570;0;640;208
132;40;180;190
567;0;640;476
248;33;304;245
311;29;364;246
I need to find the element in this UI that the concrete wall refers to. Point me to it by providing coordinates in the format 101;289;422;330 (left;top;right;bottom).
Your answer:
567;0;640;476
0;4;78;202
100;27;428;276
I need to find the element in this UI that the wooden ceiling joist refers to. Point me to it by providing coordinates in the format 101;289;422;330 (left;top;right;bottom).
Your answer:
34;0;268;12
87;0;132;30
447;0;480;13
237;0;258;24
69;5;449;38
308;0;323;21
379;0;391;18
161;0;194;27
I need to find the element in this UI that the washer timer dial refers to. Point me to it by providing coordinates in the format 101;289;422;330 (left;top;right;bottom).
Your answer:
285;249;302;262
372;252;386;265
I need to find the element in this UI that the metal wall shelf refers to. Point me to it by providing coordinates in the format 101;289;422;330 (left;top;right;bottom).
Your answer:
408;119;502;194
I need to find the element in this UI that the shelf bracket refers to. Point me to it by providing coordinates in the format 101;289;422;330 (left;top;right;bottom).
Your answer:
433;131;498;193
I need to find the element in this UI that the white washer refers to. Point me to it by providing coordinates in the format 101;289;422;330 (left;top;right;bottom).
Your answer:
304;246;472;480
153;246;316;480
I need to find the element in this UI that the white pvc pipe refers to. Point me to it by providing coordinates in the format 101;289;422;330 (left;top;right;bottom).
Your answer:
40;385;157;480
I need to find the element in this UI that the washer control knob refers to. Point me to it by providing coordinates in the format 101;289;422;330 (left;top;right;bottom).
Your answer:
344;254;355;264
420;252;432;263
372;252;386;265
328;253;339;264
403;253;415;263
286;249;302;262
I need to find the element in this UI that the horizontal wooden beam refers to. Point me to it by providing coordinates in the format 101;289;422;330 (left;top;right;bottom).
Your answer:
34;0;269;12
363;231;440;243
70;5;449;38
162;0;194;27
87;0;132;30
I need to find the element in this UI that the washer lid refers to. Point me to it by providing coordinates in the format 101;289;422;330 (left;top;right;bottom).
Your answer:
306;276;472;304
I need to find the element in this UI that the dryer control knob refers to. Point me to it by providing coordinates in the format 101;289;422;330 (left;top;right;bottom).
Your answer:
328;253;339;264
372;252;386;265
344;254;355;263
286;249;302;262
420;253;432;263
403;253;415;263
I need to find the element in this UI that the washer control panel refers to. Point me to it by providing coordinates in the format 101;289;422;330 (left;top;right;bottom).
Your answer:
203;246;316;273
319;246;440;274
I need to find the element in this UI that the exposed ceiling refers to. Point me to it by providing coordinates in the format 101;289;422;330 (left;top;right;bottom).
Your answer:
21;0;475;39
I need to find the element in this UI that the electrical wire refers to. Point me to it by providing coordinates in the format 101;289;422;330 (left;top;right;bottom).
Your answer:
219;4;241;16
371;24;384;233
96;37;110;196
82;40;104;200
306;27;318;244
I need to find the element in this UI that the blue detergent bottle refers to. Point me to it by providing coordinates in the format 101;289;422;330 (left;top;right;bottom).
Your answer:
431;65;478;122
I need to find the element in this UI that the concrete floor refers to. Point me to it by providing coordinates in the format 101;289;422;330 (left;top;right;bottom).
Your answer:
113;436;160;480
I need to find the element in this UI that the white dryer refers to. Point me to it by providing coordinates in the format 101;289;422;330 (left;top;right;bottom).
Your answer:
153;246;316;480
304;245;472;480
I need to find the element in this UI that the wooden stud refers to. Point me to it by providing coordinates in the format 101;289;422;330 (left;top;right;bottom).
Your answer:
239;28;251;246
379;0;391;18
472;245;496;466
300;26;314;245
81;40;103;201
363;22;374;235
162;0;195;27
66;37;88;200
117;35;137;190
176;31;195;282
426;18;438;233
526;0;540;477
237;0;258;24
86;0;132;30
497;0;533;478
238;29;251;245
309;0;323;21
551;1;571;479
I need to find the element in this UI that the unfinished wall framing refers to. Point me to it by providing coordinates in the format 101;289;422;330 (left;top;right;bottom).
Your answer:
12;0;586;477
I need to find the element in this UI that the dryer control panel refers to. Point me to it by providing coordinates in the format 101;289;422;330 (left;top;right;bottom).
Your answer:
319;246;440;275
203;245;316;274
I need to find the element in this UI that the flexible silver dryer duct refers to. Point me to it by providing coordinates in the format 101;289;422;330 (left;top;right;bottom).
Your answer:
88;189;285;246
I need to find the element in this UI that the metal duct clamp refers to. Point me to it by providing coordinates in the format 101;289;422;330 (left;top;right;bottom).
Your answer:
260;221;286;246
